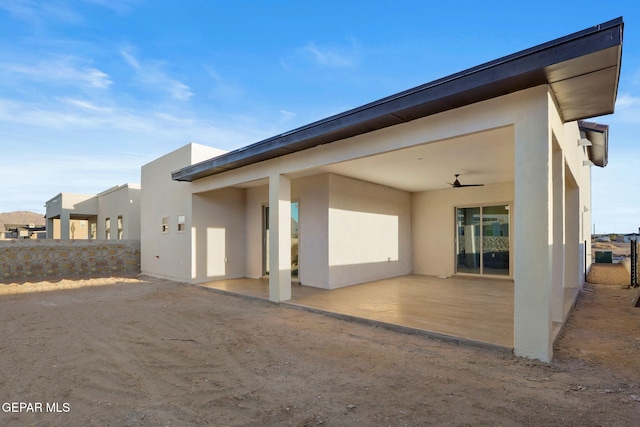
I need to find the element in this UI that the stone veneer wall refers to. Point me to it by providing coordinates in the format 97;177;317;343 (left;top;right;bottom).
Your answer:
0;240;140;282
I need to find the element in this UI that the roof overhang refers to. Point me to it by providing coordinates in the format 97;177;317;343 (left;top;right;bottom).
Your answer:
579;120;609;167
173;17;623;182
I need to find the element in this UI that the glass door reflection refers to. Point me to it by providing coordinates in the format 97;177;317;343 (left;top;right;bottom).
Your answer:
456;207;481;274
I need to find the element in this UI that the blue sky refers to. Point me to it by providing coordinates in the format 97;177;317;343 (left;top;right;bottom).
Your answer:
0;1;638;233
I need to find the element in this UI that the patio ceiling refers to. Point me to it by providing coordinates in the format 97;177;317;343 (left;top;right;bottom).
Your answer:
317;126;514;192
174;17;622;184
233;126;513;193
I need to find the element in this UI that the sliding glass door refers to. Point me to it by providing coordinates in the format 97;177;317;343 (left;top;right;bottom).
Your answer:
456;205;510;276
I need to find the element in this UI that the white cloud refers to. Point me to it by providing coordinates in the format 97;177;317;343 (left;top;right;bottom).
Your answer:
3;56;112;89
83;68;112;89
0;0;82;26
168;80;193;101
0;0;136;27
154;112;193;125
60;97;113;113
0;0;38;21
205;67;244;101
610;93;640;125
0;98;104;129
0;96;275;213
120;48;193;101
304;42;356;68
81;0;138;14
119;49;140;69
615;93;640;109
0;92;272;150
41;1;83;23
279;109;296;123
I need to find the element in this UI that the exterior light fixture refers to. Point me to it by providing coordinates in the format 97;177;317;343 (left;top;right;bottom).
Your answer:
578;138;592;146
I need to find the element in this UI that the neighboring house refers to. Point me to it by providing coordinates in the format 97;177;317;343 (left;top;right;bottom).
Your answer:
2;224;46;239
623;234;639;243
45;183;141;240
141;18;623;362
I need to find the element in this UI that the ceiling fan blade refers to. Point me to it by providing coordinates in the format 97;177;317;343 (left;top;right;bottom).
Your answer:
448;174;484;188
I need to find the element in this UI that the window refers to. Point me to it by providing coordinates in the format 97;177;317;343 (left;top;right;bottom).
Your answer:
177;215;186;232
117;215;123;240
162;216;169;234
105;217;111;240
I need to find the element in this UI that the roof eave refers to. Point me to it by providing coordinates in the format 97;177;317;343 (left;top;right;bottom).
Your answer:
580;120;609;167
173;17;623;182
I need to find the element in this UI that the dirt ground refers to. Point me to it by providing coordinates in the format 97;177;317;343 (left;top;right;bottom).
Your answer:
1;275;639;426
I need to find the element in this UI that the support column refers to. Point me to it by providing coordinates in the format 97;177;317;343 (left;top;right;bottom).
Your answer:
268;173;291;302
564;180;580;289
551;145;565;323
513;92;553;362
59;211;71;241
46;217;55;239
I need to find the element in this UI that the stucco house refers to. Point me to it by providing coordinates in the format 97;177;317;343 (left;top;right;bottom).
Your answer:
2;223;46;239
141;18;623;362
45;183;141;240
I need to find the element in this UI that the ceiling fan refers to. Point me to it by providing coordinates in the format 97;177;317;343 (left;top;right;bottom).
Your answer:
447;174;484;188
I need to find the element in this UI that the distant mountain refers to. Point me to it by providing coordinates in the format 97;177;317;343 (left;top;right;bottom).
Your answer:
0;211;46;231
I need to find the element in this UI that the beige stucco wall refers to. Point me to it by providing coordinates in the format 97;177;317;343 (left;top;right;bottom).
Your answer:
244;174;330;287
241;173;408;289
244;185;269;279
141;143;227;282
96;185;141;240
294;174;330;287
141;144;190;280
328;174;412;288
412;181;514;278
551;95;592;282
192;187;246;283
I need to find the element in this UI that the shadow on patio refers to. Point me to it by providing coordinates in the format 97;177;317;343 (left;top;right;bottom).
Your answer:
197;274;515;351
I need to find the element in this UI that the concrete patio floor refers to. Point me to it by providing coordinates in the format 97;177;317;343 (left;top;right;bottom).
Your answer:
197;275;516;350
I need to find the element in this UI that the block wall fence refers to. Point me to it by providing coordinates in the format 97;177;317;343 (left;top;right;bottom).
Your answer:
0;240;140;282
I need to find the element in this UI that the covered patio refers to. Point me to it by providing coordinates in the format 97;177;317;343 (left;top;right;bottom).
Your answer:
198;274;581;351
198;275;516;350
